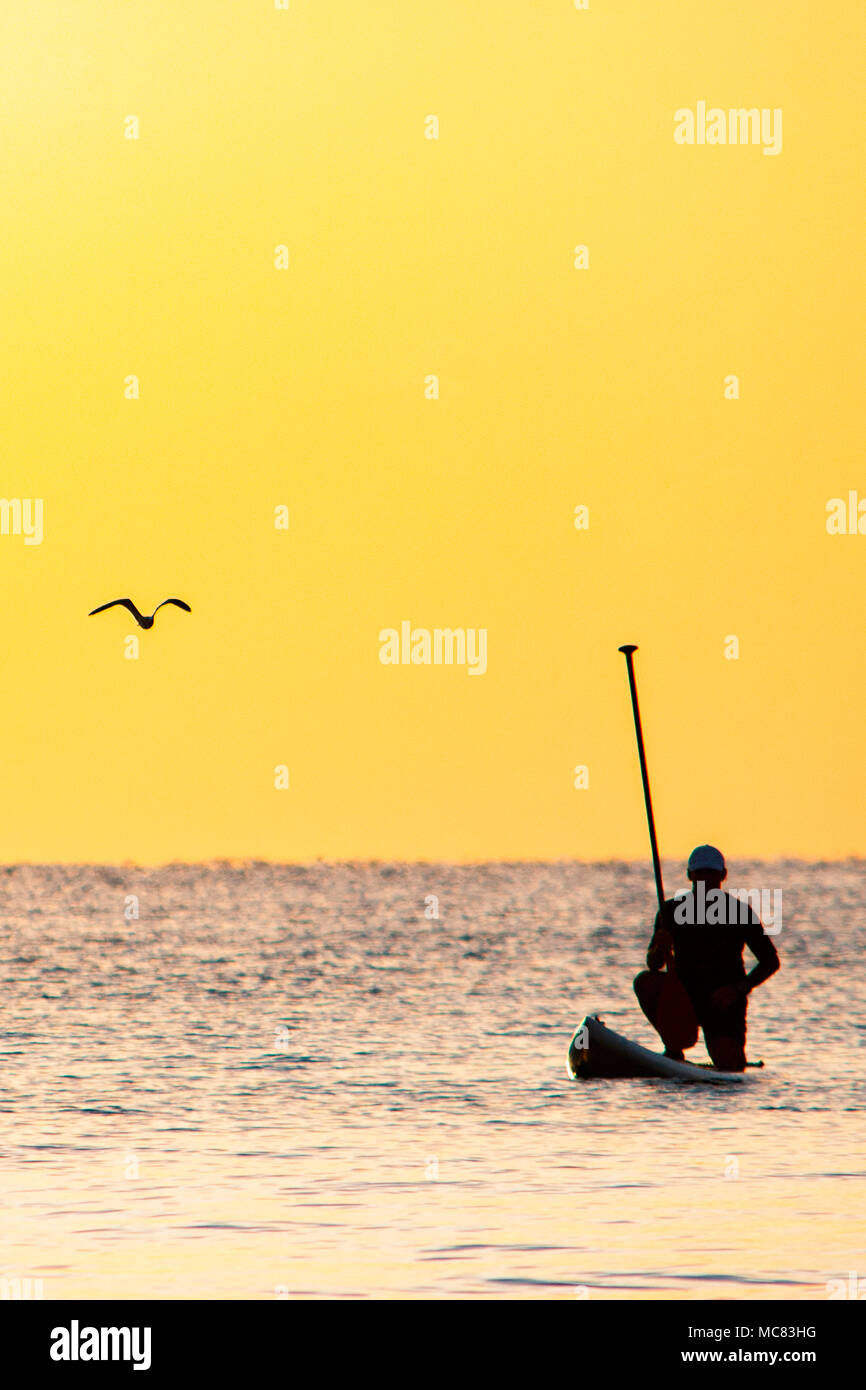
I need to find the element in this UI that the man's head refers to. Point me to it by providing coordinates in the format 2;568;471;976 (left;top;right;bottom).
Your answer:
687;843;727;891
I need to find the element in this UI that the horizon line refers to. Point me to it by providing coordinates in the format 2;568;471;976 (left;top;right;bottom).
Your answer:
4;855;865;870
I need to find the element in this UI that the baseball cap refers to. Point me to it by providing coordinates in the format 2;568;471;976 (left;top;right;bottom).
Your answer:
687;844;726;874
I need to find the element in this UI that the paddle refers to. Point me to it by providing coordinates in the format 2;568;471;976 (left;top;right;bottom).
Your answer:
618;644;665;912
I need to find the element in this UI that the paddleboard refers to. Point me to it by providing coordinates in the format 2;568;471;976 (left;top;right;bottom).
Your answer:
568;1014;755;1085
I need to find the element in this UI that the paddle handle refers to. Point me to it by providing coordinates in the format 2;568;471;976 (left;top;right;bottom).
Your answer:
618;645;665;913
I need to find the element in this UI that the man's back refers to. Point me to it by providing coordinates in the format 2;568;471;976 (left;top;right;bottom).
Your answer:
654;892;778;997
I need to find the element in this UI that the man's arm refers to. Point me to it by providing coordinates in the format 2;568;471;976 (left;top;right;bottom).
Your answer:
741;913;780;995
646;910;673;970
710;916;779;1010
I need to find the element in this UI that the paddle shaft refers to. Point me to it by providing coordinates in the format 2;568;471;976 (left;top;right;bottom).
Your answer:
618;645;665;912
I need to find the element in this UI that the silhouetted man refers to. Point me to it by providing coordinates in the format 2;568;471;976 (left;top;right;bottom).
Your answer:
634;845;780;1071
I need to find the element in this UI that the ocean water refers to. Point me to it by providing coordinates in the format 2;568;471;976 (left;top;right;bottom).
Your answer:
0;860;864;1301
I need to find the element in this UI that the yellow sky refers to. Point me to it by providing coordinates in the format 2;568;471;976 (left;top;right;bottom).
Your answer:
0;1;863;862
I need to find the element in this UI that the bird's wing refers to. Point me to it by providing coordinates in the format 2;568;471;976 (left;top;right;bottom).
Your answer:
89;598;143;621
153;598;192;614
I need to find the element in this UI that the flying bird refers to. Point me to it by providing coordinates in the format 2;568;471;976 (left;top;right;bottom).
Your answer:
89;598;192;629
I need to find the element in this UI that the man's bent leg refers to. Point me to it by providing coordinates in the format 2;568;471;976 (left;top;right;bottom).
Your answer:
634;970;699;1056
702;999;748;1072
